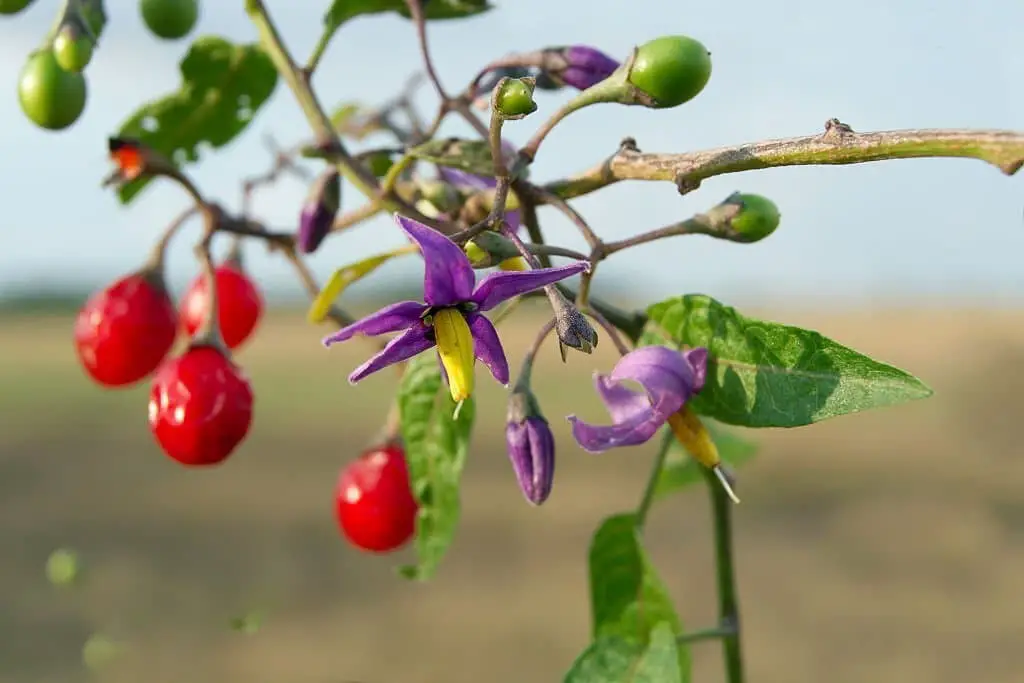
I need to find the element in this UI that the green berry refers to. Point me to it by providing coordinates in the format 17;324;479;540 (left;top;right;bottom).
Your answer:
82;633;122;671
629;35;712;108
46;548;80;586
140;0;198;41
729;194;780;242
495;77;537;118
18;50;88;131
53;26;94;73
0;0;34;15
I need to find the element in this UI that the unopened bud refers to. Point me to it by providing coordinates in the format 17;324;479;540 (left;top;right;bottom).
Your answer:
297;168;341;254
463;231;520;268
506;387;556;505
543;45;620;91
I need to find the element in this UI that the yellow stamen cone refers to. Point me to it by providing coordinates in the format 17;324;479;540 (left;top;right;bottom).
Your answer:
499;257;528;271
433;308;475;403
667;405;740;504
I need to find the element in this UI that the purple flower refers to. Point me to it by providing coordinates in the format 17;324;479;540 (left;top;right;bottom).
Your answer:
548;46;620;91
506;386;556;505
297;168;341;254
437;140;522;232
568;345;707;451
322;214;588;402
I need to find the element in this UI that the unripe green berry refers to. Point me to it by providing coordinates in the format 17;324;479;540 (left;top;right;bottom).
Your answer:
494;77;537;118
629;35;712;108
0;0;34;15
729;194;780;242
53;26;94;73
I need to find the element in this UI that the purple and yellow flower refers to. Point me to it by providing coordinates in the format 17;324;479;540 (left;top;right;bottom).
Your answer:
323;214;588;403
567;345;740;503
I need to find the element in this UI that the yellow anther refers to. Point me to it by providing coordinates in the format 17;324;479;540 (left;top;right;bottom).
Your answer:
433;308;475;403
498;257;528;271
667;406;740;504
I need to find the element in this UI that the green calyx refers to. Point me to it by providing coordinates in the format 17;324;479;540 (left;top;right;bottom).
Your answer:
493;77;538;119
726;193;781;242
53;24;94;72
628;35;712;108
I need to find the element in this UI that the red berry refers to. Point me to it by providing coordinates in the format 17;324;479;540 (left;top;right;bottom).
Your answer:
74;272;178;387
179;264;263;350
335;444;419;553
148;346;254;466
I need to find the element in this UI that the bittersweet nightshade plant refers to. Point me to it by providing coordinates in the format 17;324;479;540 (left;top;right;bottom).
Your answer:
322;214;588;404
15;0;1023;681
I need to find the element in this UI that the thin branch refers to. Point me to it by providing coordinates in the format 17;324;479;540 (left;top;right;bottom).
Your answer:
544;121;1024;200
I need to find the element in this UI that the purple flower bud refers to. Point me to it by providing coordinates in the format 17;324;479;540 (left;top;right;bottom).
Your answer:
547;45;620;91
297;168;341;254
506;389;556;505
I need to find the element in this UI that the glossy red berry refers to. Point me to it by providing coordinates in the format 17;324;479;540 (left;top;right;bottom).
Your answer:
335;444;419;553
148;345;254;466
74;272;178;387
179;264;263;350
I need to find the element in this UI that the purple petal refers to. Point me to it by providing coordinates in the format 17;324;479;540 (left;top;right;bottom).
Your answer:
504;208;522;233
438;166;496;190
471;261;588;311
467;312;509;385
594;374;652;425
566;345;705;453
568;407;667;452
348;323;436;383
561;46;620;90
609;346;704;405
322;300;427;346
394;214;476;307
684;347;709;393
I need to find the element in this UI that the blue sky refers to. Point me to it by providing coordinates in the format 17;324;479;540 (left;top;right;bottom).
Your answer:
1;0;1021;308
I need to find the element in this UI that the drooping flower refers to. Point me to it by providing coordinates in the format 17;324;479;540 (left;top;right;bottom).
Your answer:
567;345;739;503
544;46;620;91
506;384;556;505
323;214;588;403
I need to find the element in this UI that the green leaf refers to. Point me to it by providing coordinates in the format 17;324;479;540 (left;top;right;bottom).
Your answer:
564;624;683;683
588;514;689;678
324;0;492;36
653;423;758;501
407;138;497;177
111;36;278;204
642;294;933;428
397;354;476;580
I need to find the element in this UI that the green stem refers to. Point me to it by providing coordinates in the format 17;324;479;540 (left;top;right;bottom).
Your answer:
676;625;736;645
245;0;378;200
635;429;674;529
701;466;745;683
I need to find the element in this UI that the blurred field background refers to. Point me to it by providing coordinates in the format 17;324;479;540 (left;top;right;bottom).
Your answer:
3;297;1024;683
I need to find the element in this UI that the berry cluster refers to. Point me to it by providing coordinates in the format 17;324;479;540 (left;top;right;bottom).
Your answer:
73;244;416;553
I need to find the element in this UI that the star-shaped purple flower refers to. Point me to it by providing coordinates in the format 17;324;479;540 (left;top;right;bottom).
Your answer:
568;345;708;451
323;214;588;398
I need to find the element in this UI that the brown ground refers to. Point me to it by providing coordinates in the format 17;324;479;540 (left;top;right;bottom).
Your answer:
2;306;1023;683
